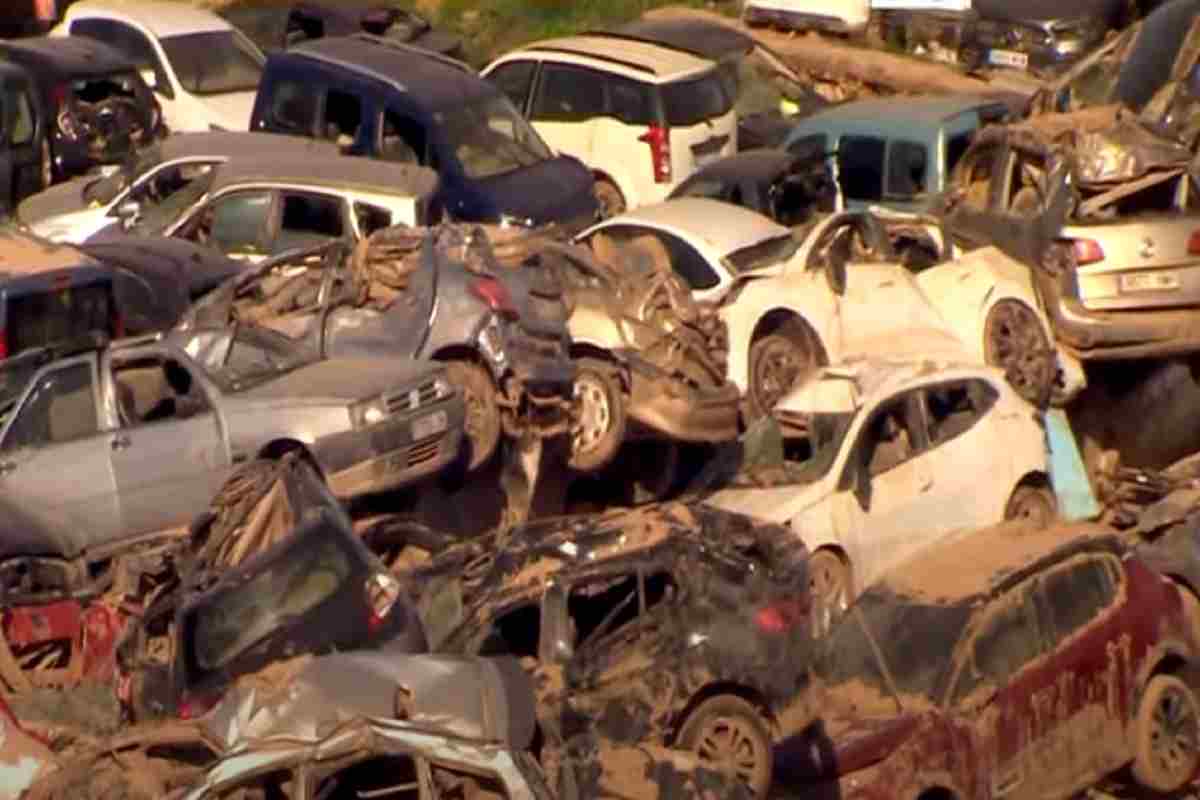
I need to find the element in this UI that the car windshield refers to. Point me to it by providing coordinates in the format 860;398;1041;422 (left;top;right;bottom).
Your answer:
160;30;264;95
190;522;354;671
84;146;164;206
436;93;553;179
817;586;971;707
725;233;801;274
205;325;315;392
130;167;215;234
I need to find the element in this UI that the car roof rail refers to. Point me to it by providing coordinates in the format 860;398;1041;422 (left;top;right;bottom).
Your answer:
349;33;474;74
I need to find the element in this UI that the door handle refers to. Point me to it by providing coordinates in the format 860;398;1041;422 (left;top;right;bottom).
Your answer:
110;434;131;451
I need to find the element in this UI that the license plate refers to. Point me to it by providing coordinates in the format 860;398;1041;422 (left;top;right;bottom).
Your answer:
1120;271;1181;293
987;49;1029;69
411;410;448;440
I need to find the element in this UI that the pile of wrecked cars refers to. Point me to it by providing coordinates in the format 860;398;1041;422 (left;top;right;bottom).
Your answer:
11;3;1200;800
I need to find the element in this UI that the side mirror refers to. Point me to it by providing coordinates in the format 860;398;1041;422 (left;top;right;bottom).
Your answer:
538;583;574;664
116;200;141;231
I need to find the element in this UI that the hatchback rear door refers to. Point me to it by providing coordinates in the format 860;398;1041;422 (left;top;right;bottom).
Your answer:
661;68;737;186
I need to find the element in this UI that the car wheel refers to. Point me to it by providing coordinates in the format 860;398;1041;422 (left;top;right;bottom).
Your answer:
983;299;1056;409
810;549;850;637
1133;673;1200;793
568;359;626;473
747;326;820;421
1003;483;1056;528
445;360;501;472
592;179;625;219
677;695;773;800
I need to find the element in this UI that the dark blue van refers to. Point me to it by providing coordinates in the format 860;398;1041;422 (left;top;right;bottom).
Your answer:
250;33;599;229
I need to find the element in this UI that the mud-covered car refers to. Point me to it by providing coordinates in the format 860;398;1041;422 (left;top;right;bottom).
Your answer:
0;329;463;546
179;227;575;473
937;113;1200;363
0;694;58;800
404;502;814;799
775;520;1200;799
0;36;163;183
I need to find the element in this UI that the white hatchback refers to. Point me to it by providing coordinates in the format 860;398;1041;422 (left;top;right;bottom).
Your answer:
53;0;265;132
482;34;737;217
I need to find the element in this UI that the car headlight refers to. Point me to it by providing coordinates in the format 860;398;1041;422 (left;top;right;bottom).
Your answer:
350;397;387;429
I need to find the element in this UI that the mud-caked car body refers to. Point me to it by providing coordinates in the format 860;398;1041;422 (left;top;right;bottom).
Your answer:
776;521;1200;800
403;502;814;799
179;227;575;472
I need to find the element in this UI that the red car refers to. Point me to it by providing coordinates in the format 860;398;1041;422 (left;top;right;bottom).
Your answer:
776;520;1200;800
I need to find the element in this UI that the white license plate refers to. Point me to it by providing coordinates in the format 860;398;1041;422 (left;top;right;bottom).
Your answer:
987;49;1029;69
411;410;448;440
1120;271;1181;293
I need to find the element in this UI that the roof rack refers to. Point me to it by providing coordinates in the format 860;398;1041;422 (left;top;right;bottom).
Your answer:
521;43;657;76
349;33;474;74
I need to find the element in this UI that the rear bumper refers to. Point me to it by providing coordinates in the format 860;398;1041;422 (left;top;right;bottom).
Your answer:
626;358;740;443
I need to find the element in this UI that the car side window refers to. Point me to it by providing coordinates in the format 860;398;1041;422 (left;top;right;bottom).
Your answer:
111;357;210;428
886;140;928;199
379;109;426;165
922;380;997;446
321;88;363;144
859;397;921;477
429;762;510;800
607;74;655;126
837;135;886;202
531;64;605;122
953;581;1042;703
1;362;98;451
487;59;537;111
8;89;33;146
1034;556;1120;643
215;769;295;800
276;192;345;252
657;230;719;291
205;190;272;254
314;755;419;800
130;162;214;207
267;79;319;135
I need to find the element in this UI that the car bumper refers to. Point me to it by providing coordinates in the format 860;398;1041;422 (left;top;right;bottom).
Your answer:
322;397;467;498
1040;271;1200;360
626;357;740;443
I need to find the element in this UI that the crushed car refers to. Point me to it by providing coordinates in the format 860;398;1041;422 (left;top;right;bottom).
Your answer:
0;694;58;800
774;519;1200;799
699;356;1057;630
0;328;464;545
178;227;575;474
401;502;814;799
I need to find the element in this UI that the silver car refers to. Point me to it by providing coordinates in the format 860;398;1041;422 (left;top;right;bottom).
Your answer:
0;327;464;549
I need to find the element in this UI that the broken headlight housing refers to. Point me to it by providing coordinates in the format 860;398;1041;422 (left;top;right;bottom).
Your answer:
350;396;388;429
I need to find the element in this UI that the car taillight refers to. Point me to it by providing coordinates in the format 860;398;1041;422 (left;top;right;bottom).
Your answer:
0;329;7;360
1188;231;1200;255
471;276;519;320
365;572;401;634
754;598;806;635
1070;238;1104;265
177;691;220;720
638;125;672;184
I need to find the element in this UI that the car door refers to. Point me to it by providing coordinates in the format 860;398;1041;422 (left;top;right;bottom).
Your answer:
832;391;944;587
107;351;229;535
0;356;123;544
527;62;608;170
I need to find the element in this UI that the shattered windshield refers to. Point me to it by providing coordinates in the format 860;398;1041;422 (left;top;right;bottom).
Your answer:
725;233;801;274
160;30;265;95
131;167;215;234
817;587;970;707
205;325;316;392
436;94;553;179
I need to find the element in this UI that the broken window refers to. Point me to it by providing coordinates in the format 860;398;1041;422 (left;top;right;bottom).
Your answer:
1;362;97;451
533;64;606;122
204;190;272;254
837;136;886;202
860;398;920;477
886;140;928;199
430;764;510;800
130;162;215;209
277;192;344;252
379;109;426;165
568;570;677;656
479;603;540;659
111;357;210;427
354;202;394;237
216;768;295;800
923;380;997;446
315;755;419;800
269;79;318;135
1035;556;1119;643
8;88;33;146
487;59;537;111
321;89;363;143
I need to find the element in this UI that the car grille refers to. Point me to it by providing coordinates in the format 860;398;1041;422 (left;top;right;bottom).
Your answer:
408;437;442;467
384;380;440;416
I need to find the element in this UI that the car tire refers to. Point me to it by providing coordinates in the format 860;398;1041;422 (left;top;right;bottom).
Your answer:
592;179;625;219
1003;483;1056;528
1132;673;1200;793
445;360;501;473
747;325;821;421
676;695;773;800
568;358;626;473
810;549;850;638
983;299;1056;409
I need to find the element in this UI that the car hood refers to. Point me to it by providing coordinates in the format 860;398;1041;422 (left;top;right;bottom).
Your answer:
476;156;598;227
17;178;93;226
236;358;438;403
197;90;258;131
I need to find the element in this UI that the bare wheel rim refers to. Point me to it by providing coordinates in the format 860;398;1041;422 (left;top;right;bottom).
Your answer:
571;373;611;456
753;338;808;413
984;300;1054;404
1151;685;1199;782
694;716;764;785
810;552;848;634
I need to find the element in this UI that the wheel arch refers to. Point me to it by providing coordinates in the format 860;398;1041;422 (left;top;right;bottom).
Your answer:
810;543;855;602
568;343;630;393
728;308;826;393
430;344;501;384
668;682;778;744
257;437;322;477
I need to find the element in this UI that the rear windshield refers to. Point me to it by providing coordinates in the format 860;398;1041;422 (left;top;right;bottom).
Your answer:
5;282;114;357
160;30;264;96
436;93;553;179
661;70;733;127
